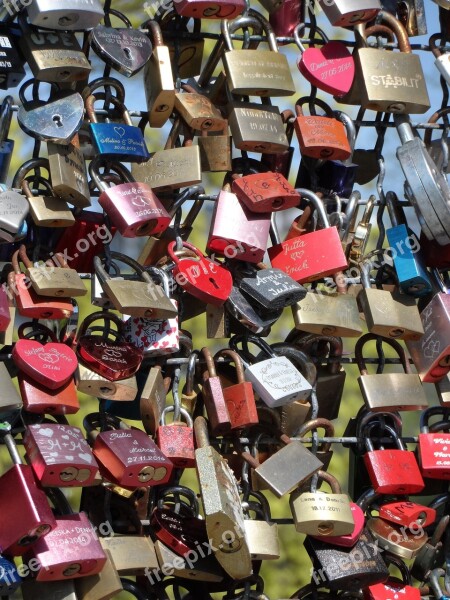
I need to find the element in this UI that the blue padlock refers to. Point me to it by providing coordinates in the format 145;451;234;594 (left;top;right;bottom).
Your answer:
385;191;432;297
0;555;21;596
86;77;150;163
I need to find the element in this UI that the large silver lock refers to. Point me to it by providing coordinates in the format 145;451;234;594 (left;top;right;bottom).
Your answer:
26;0;104;31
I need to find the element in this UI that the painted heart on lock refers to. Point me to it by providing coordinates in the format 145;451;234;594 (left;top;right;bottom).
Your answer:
298;42;355;97
77;336;143;381
12;340;78;390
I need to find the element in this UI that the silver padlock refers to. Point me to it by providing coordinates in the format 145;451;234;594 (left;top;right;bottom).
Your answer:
0;183;29;242
26;0;104;31
430;34;450;86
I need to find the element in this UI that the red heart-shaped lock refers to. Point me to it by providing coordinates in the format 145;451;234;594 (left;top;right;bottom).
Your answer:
311;503;364;548
12;340;78;390
77;336;143;381
298;42;355;97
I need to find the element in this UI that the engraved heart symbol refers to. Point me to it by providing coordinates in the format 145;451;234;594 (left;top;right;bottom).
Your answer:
79;453;95;464
61;435;70;440
65;456;74;461
298;42;355;97
12;339;78;390
114;127;125;137
39;428;54;438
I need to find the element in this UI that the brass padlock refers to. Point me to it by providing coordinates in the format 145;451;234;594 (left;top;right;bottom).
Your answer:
100;535;159;576
175;83;227;132
243;490;280;560
47;134;91;208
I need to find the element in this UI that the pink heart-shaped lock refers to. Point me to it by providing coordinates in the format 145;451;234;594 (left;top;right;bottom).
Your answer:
311;503;365;547
12;340;78;390
299;41;355;97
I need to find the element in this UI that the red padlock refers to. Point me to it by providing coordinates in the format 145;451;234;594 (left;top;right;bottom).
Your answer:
19;373;79;415
379;500;436;530
174;0;245;20
24;424;99;487
156;406;195;468
201;347;232;436
231;171;301;213
363;423;425;495
214;348;258;430
168;241;232;306
84;413;173;488
418;406;450;479
363;554;420;600
151;507;209;557
268;189;348;283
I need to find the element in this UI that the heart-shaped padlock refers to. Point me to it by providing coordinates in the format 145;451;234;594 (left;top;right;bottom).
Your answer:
89;10;153;78
12;323;78;390
17;79;84;143
76;311;143;381
294;24;355;97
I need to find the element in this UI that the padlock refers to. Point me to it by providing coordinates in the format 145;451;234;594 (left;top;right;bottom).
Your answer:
200;346;232;435
290;470;355;537
76;311;143;382
363;422;425;495
0;425;56;556
0;24;25;90
16;158;75;228
364;553;421;599
428;568;450;600
260;108;296;178
0;182;29;244
132;119;202;192
379;500;436;529
405;271;450;383
194;416;252;579
17;79;84;144
18;14;92;82
156;405;195;468
318;0;381;27
84;412;173;488
18;245;87;298
385;191;431;297
198;121;232;173
24;511;107;581
294;23;355;97
268;189;348;283
222;12;295;97
143;20;175;128
19;369;79;416
269;0;302;40
230;334;312;408
366;516;428;559
175;84;227;132
13;322;78;391
100;535;159;576
430;33;450;86
294;97;352;161
0;96;14;183
75;549;123;600
357;253;425;340
168;240;233;306
417;406;450;479
304;528;389;591
231;170;300;213
26;0;104;30
242;490;280;561
137;365;169;435
8;250;74;320
344;11;430;114
214;348;258;430
91;159;171;238
85;78;150;163
356;333;428;412
89;9;152;78
94;253;176;320
47;134;91;209
395;113;450;246
207;183;271;264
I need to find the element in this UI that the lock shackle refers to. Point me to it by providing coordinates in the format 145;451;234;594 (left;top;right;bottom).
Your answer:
21;176;55;200
12;157;50;190
428;568;449;598
429;33;447;60
229;333;276;363
364;11;411;53
167;240;208;265
145;266;171;298
76;310;126;342
420;406;450;434
157;484;200;516
160;406;193;427
247;8;279;53
103;8;133;28
83;411;125;437
364;422;406;452
194;415;210;448
184;351;199;397
295;96;334;119
424;105;450;147
85;92;133;126
358;248;387;288
18;244;37;269
364;24;397;45
261;342;317;385
356;487;383;512
242;489;272;521
221;15;263;52
18;78;60;106
169;184;205;218
146;20;165;47
0;95;13;144
355;332;411;376
17;321;58;343
287;334;344;376
94;252;148;284
201;347;217;377
310;470;342;494
334;110;356;159
356;410;402;454
89;157;134;193
383;552;413;586
214;348;245;384
385;190;406;228
86;77;125;102
293;22;328;54
297;418;335;453
296;188;330;229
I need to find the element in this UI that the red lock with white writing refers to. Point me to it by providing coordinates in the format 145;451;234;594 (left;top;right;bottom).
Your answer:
418;406;450;479
364;553;420;600
156;406;195;468
90;158;171;238
24;424;99;487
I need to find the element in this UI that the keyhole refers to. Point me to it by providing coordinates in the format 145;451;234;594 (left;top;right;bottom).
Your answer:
123;47;132;59
209;277;219;289
53;114;63;128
